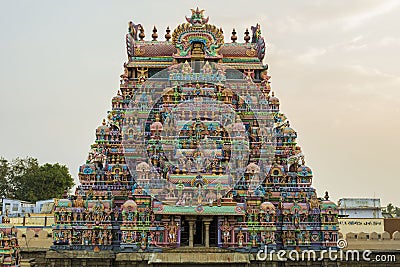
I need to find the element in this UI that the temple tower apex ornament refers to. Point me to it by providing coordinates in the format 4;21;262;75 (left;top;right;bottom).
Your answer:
52;8;339;253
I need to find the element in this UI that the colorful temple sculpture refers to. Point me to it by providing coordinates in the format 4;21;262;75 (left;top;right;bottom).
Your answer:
52;8;339;253
0;225;20;266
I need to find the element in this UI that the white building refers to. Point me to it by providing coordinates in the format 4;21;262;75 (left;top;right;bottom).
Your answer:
34;199;54;213
338;198;382;218
1;198;54;221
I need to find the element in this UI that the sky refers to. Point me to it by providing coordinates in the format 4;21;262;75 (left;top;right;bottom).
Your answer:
0;0;399;206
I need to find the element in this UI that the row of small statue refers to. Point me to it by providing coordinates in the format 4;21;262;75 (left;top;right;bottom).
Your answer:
281;231;337;245
54;209;112;223
53;229;113;246
221;230;276;247
121;210;155;224
121;223;178;245
121;230;151;247
266;176;311;185
281;231;312;246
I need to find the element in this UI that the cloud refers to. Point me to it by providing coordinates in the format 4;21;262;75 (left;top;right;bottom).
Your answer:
342;0;400;29
345;35;367;50
378;36;400;47
297;47;327;64
348;64;400;81
295;35;367;65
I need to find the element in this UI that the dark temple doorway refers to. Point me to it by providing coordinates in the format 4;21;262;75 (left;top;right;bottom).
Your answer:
180;216;189;246
209;216;218;246
194;216;203;245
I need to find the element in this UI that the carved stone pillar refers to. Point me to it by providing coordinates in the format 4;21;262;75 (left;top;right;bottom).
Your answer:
204;221;210;247
188;220;194;247
203;217;213;248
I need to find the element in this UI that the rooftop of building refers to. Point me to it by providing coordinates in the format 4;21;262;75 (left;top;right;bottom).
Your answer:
338;198;381;209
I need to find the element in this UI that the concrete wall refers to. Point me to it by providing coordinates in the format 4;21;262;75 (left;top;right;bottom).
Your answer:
44;249;400;267
34;199;54;213
338;198;381;209
9;215;54;226
345;231;400;250
338;218;384;235
384;218;400;235
338;198;382;218
17;229;53;249
339;209;382;218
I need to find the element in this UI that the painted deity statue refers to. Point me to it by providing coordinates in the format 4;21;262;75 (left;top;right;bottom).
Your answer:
237;230;244;247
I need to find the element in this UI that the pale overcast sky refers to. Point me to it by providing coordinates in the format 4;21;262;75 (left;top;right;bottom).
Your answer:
1;0;399;206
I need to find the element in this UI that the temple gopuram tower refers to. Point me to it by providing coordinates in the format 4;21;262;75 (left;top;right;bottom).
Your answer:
52;8;339;253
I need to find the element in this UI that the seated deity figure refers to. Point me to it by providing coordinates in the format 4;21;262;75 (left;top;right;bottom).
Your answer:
74;195;84;208
182;61;192;75
309;194;320;210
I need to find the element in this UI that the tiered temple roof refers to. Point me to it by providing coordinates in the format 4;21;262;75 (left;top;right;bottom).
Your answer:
52;8;339;253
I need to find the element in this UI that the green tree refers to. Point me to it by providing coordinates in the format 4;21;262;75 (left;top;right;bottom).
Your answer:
0;157;10;198
2;157;74;202
386;203;394;214
8;157;39;200
384;203;400;218
34;163;74;202
395;207;400;218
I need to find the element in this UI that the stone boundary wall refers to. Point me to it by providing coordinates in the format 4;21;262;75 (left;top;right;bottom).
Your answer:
16;230;400;266
344;231;400;250
43;250;400;267
17;229;53;249
9;215;54;227
18;245;400;267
